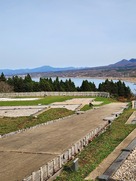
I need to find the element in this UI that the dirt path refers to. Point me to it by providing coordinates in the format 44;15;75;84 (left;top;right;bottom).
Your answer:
0;102;126;181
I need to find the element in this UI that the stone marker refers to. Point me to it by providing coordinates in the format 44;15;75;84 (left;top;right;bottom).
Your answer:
71;158;79;171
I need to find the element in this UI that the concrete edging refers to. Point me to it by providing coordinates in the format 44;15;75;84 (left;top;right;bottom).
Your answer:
98;138;136;181
85;128;136;181
23;122;110;181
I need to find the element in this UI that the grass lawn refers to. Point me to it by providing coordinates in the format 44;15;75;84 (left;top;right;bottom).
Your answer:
55;107;136;181
80;104;93;111
0;108;74;135
0;96;75;106
94;97;117;105
81;97;116;111
0;96;116;135
0;96;115;107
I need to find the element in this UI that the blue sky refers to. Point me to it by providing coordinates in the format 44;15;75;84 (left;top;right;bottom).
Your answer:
0;0;136;69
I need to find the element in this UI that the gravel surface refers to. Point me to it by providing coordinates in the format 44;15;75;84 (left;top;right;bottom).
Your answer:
0;106;47;117
50;98;103;110
50;104;80;111
0;98;98;117
52;98;94;105
112;147;136;181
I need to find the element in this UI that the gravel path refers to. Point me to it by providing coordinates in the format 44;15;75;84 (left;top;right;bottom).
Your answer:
112;147;136;181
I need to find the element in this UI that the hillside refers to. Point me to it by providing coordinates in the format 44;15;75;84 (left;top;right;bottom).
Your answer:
30;58;136;78
1;58;136;78
109;58;136;67
0;66;79;76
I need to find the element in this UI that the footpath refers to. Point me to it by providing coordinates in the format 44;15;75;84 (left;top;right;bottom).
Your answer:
85;128;136;180
0;102;125;181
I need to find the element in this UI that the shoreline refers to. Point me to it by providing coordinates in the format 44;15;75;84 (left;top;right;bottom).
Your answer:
32;76;136;84
91;77;136;84
57;76;136;84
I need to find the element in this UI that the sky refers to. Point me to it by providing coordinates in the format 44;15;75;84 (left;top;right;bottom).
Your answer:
0;0;136;69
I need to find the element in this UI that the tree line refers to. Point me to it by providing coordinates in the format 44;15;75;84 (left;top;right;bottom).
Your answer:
0;73;132;98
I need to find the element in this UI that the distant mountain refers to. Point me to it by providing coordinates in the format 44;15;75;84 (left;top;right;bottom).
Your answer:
33;58;136;79
129;58;136;63
1;58;136;77
109;58;136;67
0;66;80;76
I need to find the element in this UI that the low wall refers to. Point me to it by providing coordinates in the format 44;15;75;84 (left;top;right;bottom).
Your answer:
132;100;136;109
0;91;110;98
23;122;109;181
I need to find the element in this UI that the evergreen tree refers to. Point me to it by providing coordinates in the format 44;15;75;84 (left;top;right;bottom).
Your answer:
98;79;132;98
24;74;32;83
12;76;24;92
4;75;132;98
23;74;33;92
80;80;96;91
117;80;125;97
39;78;52;91
0;72;6;82
53;77;61;91
7;77;14;86
48;77;54;91
89;82;96;91
59;80;66;91
33;81;40;91
124;86;131;98
65;79;76;91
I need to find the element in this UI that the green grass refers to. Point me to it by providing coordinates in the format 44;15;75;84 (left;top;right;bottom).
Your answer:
80;97;115;111
0;96;116;107
0;108;74;135
0;96;75;106
0;96;116;135
94;97;116;105
80;104;93;111
55;107;136;181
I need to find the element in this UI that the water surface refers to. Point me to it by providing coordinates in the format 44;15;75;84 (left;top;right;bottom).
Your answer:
32;77;136;94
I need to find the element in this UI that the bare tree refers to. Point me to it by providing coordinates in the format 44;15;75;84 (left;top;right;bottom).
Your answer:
0;81;14;92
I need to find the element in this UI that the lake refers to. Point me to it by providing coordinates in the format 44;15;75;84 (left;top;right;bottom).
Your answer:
32;77;136;94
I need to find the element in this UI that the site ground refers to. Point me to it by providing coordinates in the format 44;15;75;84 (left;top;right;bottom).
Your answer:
55;107;135;181
0;102;126;181
0;98;99;117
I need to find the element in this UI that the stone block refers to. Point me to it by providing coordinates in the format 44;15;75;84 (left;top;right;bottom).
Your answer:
71;158;79;172
47;161;54;177
32;170;40;181
71;145;75;155
53;157;59;172
98;174;109;180
68;148;72;160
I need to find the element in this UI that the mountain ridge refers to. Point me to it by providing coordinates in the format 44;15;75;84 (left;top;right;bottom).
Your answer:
1;58;136;76
0;66;81;76
108;58;136;67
